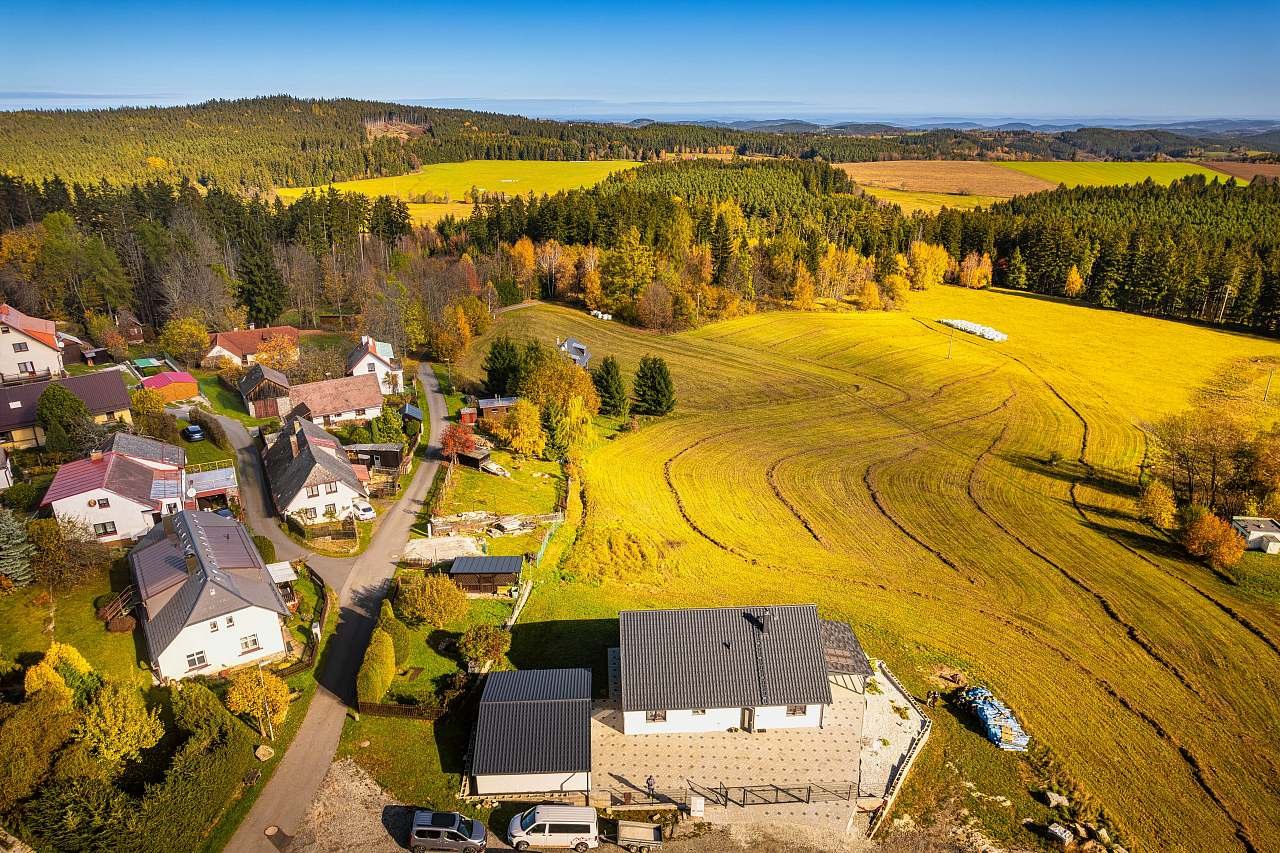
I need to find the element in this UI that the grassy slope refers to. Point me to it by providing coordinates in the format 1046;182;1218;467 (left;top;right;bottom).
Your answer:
995;160;1235;187
859;186;1001;214
454;293;1280;852
274;160;637;225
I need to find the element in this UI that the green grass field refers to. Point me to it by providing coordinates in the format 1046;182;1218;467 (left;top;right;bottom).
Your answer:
859;186;1002;214
995;160;1234;188
455;292;1280;852
275;160;637;225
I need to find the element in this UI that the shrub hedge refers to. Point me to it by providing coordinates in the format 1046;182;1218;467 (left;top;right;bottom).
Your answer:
187;406;233;453
356;628;396;703
252;535;276;564
377;601;411;668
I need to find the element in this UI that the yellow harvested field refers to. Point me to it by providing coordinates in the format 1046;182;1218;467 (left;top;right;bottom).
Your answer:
460;290;1280;852
838;160;1056;196
859;186;1001;214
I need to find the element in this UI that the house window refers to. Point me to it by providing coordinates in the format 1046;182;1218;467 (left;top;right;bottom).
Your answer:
786;705;808;717
185;650;207;670
97;497;110;508
324;481;338;494
646;710;667;723
12;341;28;353
367;362;376;373
0;325;8;333
306;485;320;498
325;503;336;517
17;361;34;373
691;708;707;716
92;521;117;537
239;634;260;653
209;621;219;632
226;615;234;627
302;507;317;520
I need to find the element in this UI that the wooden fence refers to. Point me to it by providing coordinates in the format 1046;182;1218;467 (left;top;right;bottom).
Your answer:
274;566;332;679
356;700;446;720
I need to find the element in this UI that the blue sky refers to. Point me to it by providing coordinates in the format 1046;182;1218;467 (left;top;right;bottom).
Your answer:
1;1;1277;119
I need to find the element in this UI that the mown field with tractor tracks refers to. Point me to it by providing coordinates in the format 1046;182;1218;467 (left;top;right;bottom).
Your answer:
457;288;1280;852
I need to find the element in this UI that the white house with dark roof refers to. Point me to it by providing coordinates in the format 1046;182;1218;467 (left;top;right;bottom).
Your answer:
616;604;868;735
556;336;591;368
470;668;592;795
262;416;368;524
1231;516;1280;554
129;510;289;681
41;449;185;542
347;335;403;393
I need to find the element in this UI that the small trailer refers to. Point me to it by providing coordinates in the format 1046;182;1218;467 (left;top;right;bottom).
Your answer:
610;820;663;852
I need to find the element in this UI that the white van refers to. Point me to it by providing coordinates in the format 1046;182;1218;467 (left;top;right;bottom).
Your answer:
507;805;599;851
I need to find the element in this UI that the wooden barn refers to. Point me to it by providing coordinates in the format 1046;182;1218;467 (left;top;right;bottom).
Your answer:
345;442;405;472
237;363;292;419
476;396;518;422
448;555;523;595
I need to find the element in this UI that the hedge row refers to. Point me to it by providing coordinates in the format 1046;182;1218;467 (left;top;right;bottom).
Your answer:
187;406;233;454
356;627;396;704
378;601;411;668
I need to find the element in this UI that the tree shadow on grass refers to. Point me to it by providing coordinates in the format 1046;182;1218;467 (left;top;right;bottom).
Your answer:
1003;452;1138;502
509;617;618;697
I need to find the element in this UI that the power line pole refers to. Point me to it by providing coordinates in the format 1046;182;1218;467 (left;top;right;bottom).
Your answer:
947;328;955;360
1265;367;1275;403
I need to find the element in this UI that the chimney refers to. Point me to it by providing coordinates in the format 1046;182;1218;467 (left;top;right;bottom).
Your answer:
760;607;772;635
289;433;299;458
89;449;103;463
183;547;198;575
248;321;255;330
163;515;175;536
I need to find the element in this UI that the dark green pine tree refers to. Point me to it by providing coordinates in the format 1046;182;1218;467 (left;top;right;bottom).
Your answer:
482;335;522;396
236;220;287;326
591;355;629;417
541;400;568;461
632;354;676;416
1005;246;1028;290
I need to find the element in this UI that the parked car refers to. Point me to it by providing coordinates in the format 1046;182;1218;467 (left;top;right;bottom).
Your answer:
213;507;235;518
181;423;205;442
351;499;376;521
410;809;486;852
480;460;510;478
508;805;599;851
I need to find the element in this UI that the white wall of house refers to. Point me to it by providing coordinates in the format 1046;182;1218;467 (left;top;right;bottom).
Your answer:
1233;525;1280;554
622;703;825;735
0;327;62;376
282;479;365;523
308;406;381;427
348;352;403;394
50;487;161;542
472;771;591;796
154;606;286;681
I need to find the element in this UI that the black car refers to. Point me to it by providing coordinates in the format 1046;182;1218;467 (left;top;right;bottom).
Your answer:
410;810;487;852
181;423;205;442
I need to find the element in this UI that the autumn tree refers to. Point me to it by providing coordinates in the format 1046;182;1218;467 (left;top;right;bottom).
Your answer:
254;334;300;374
958;252;993;289
506;237;536;300
1064;264;1085;297
27;518;110;590
78;681;163;768
157;316;209;367
225;668;290;739
592;355;629;417
493;399;546;458
441;423;477;466
130;387;165;418
1138;480;1177;529
792;262;816;309
1180;509;1245;571
906;242;950;290
459;624;511;669
396;573;467;628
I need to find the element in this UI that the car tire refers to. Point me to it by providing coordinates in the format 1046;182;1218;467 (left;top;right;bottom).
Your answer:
464;847;482;853
575;843;589;853
515;842;530;851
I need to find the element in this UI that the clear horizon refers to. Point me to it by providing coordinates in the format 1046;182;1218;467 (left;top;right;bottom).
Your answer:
1;1;1276;118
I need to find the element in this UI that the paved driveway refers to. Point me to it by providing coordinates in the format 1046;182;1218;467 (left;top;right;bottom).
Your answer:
225;361;446;853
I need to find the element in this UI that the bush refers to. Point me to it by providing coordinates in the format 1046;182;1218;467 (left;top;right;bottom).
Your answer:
252;535;276;564
92;592;116;611
355;628;396;703
23;778;137;851
459;624;511;669
377;600;411;668
396;573;468;628
106;615;136;633
2;480;45;513
0;689;80;813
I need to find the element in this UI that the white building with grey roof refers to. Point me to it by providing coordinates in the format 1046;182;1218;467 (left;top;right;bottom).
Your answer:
129;510;289;681
617;604;868;735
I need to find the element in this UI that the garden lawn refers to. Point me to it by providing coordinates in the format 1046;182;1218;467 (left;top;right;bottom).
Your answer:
442;450;562;518
389;590;513;704
177;420;234;464
0;560;149;687
192;369;271;426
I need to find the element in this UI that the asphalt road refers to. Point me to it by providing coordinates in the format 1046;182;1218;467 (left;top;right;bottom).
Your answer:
224;360;447;853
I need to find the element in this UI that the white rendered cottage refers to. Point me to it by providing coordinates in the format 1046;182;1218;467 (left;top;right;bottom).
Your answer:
347;335;404;393
616;604;869;735
0;303;64;379
129;510;288;681
1231;516;1280;554
262;416;368;524
41;449;184;542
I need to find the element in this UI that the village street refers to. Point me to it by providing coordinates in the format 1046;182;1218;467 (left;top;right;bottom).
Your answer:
224;360;447;853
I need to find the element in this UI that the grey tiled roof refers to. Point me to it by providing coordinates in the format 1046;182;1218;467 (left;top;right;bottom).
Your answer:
237;362;291;397
618;605;833;713
97;432;186;467
130;511;288;659
819;619;873;677
261;416;366;508
471;669;591;776
450;555;522;577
